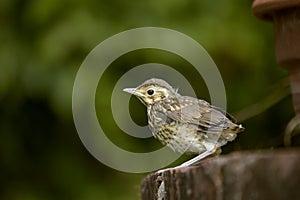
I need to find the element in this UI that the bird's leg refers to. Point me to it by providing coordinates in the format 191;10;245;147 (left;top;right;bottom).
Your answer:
178;145;219;167
156;145;219;174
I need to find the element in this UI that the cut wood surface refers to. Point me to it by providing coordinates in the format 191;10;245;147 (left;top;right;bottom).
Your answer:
141;149;300;200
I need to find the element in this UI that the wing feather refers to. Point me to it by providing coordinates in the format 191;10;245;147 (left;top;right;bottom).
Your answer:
153;96;233;132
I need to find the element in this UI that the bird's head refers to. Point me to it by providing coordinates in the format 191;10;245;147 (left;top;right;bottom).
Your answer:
123;78;178;106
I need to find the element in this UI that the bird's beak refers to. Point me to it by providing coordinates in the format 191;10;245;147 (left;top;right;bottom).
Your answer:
123;88;140;96
123;88;136;94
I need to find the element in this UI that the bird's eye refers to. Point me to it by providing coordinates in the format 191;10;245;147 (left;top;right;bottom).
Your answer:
147;89;154;96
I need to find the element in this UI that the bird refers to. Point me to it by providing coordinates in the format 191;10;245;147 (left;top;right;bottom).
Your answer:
123;78;244;167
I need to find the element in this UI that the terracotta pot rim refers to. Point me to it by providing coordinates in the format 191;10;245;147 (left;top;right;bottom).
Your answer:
252;0;300;21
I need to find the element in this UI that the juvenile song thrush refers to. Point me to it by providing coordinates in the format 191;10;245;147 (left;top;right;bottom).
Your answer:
123;78;244;167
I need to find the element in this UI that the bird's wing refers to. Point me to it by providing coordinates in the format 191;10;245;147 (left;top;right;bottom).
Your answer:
155;96;234;132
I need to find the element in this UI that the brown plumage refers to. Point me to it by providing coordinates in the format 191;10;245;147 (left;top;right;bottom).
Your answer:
123;78;244;167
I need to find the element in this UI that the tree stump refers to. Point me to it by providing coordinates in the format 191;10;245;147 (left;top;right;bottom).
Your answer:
141;149;300;200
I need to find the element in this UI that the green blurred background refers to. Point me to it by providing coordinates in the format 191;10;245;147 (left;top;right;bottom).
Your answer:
0;0;296;199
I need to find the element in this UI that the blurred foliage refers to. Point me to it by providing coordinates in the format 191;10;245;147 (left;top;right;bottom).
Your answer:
0;0;296;199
